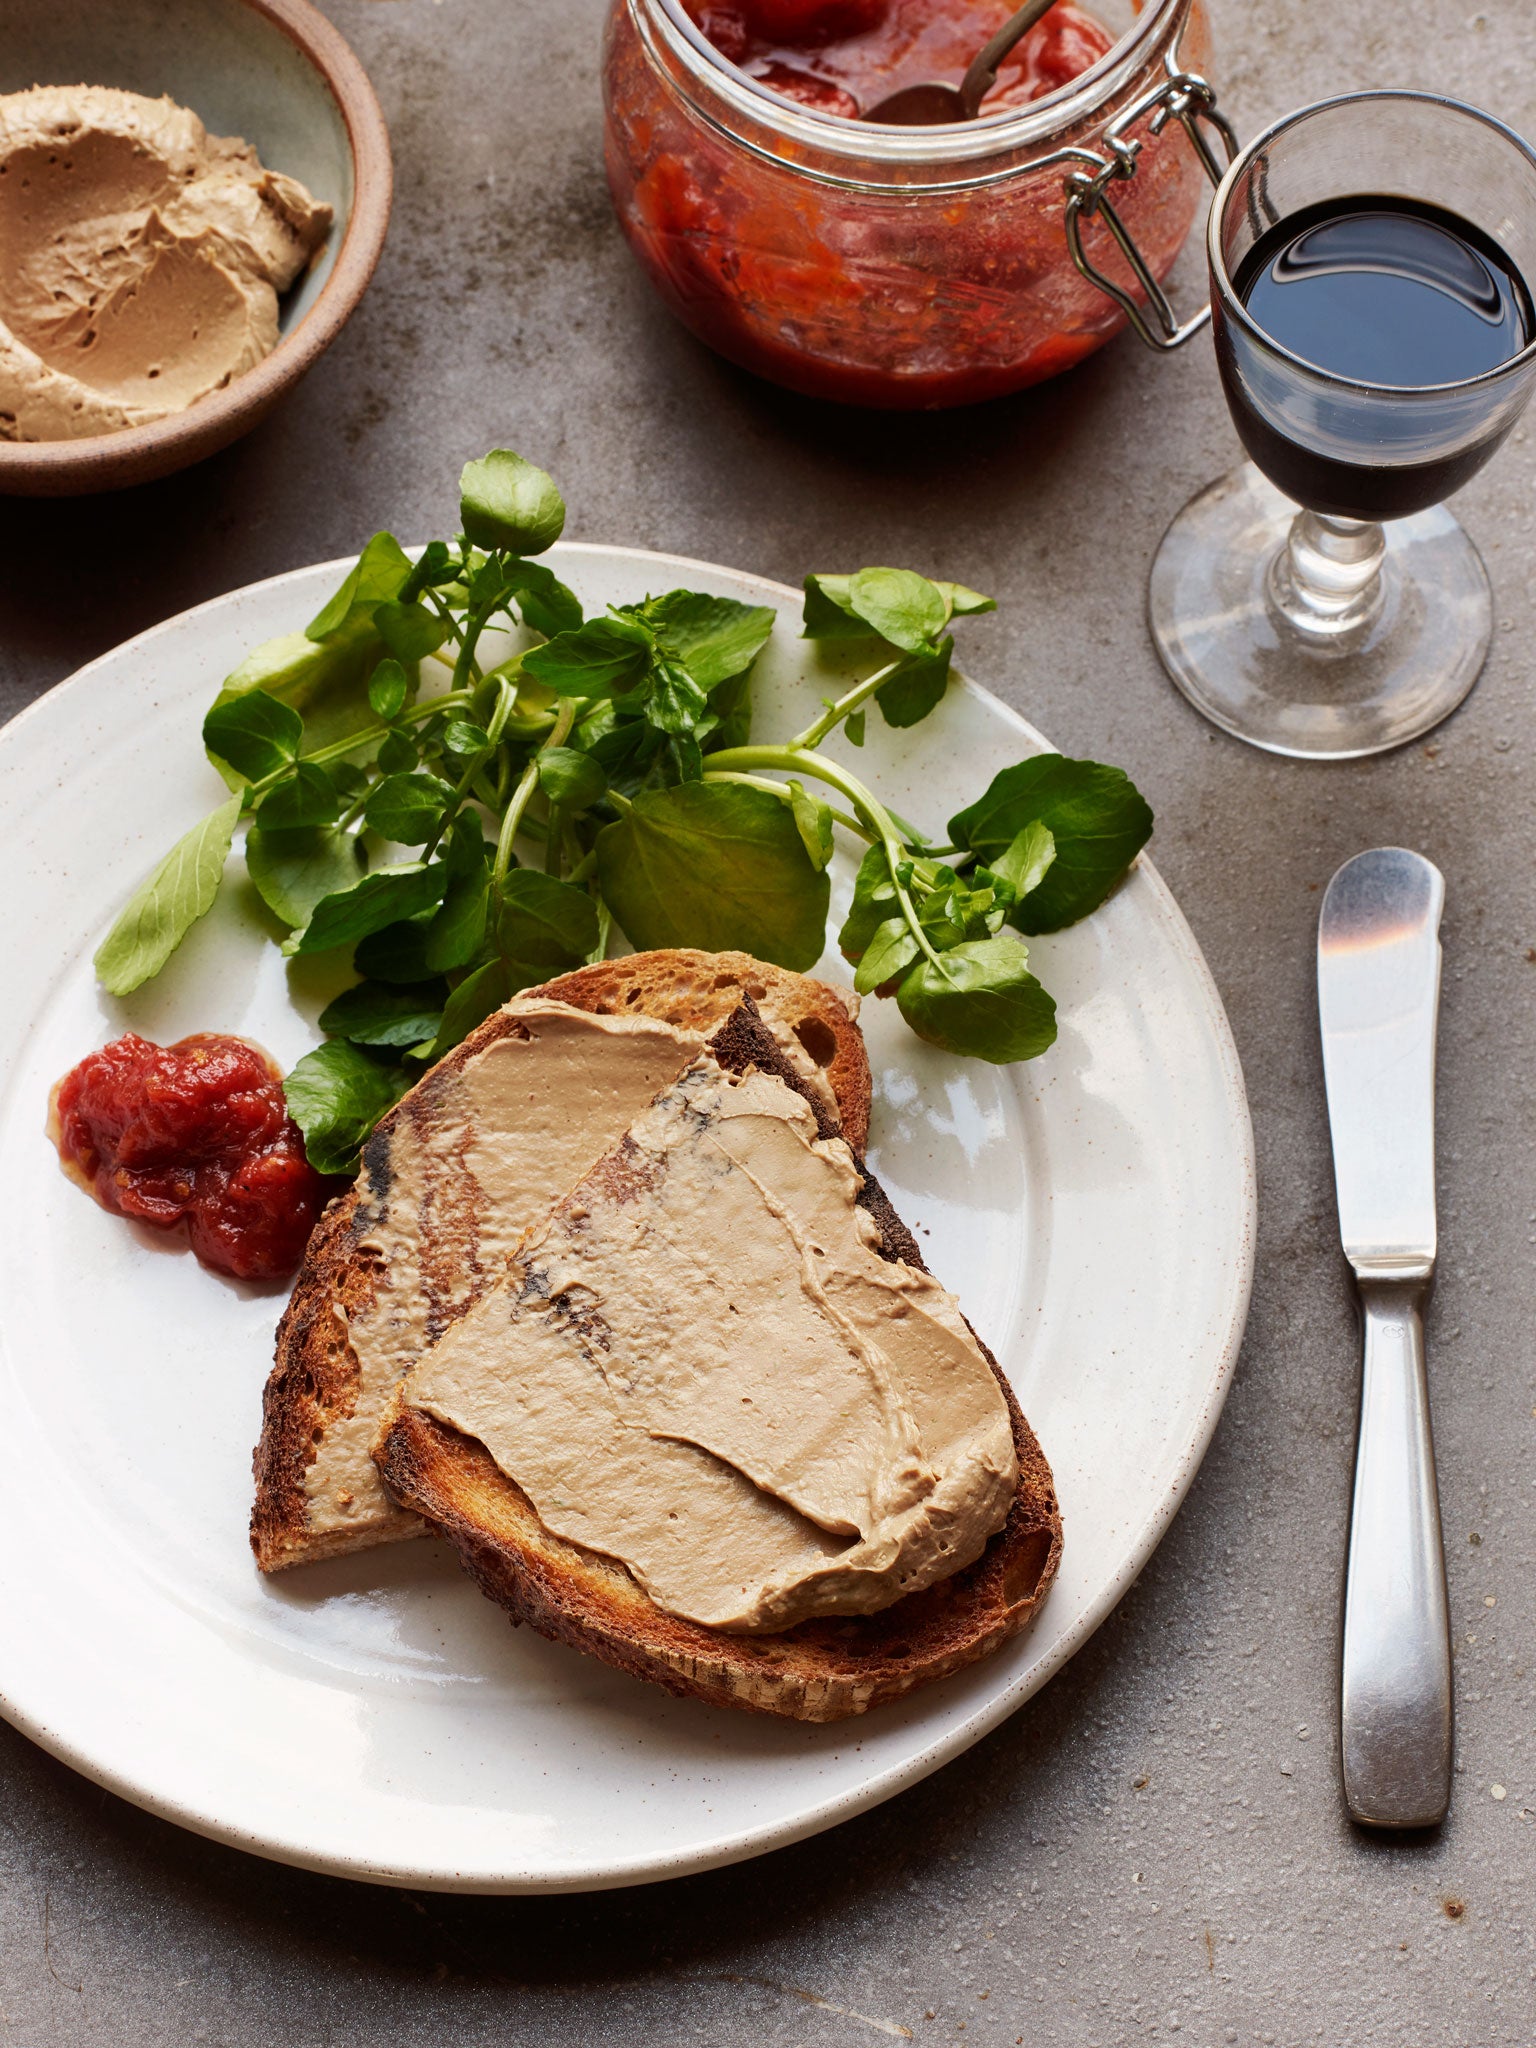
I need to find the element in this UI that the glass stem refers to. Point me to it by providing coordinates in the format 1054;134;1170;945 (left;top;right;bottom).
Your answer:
1268;509;1387;646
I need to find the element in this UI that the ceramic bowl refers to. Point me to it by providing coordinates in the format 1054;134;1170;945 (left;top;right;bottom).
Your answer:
0;0;391;496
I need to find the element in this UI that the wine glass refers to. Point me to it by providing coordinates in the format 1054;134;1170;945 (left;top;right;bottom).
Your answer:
1148;91;1536;759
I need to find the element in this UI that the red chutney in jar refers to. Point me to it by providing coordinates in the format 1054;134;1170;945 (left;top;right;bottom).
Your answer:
690;0;1114;122
603;0;1211;407
50;1033;335;1283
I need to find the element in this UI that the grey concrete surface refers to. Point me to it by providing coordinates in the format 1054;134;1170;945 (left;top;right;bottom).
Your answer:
2;0;1535;2041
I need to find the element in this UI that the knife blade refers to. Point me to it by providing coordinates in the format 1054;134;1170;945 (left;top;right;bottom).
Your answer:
1319;846;1442;1281
1318;847;1452;1829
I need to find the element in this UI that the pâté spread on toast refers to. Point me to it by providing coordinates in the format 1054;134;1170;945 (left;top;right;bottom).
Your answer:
253;950;1062;1721
396;1029;1018;1632
252;951;873;1569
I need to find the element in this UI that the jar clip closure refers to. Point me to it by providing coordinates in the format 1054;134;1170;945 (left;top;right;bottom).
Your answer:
1064;67;1236;351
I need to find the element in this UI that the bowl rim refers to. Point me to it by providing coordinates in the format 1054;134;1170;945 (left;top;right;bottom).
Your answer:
0;0;393;485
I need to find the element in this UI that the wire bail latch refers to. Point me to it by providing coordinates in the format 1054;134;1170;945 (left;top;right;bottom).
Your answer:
1064;69;1237;351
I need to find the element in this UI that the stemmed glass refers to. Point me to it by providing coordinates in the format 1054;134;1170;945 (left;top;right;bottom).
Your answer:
1147;92;1536;759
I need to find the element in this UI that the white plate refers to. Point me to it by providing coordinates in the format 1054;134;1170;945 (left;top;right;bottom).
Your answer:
0;545;1254;1893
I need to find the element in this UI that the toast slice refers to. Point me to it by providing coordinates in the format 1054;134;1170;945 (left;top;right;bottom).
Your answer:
251;951;871;1571
374;1002;1062;1722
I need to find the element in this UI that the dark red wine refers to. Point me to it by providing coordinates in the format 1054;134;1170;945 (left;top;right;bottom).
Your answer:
1238;197;1530;386
1216;195;1534;519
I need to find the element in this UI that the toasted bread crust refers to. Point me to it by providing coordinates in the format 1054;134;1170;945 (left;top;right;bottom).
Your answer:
251;1194;424;1569
373;1001;1063;1722
251;953;871;1572
377;1384;1057;1722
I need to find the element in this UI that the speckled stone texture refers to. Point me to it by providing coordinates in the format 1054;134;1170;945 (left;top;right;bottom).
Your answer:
2;0;1534;2040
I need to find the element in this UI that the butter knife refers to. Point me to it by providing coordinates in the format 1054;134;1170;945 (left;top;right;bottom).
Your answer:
1317;847;1453;1829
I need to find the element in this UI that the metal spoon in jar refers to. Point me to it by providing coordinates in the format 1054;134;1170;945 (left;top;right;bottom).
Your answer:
862;0;1062;125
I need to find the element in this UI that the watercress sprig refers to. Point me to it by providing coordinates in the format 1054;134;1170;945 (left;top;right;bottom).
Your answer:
93;449;1153;1172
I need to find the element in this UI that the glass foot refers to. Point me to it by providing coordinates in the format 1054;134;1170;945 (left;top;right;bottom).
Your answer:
1148;464;1492;759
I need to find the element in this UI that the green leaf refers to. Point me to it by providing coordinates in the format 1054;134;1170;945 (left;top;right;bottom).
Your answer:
354;916;437;985
646;654;707;736
803;567;990;663
916;873;998;950
467;554;507;608
423;815;492;972
246;825;367;929
845;708;866;748
459;450;566;555
504;560;584;639
289;861;449;957
585;709;661;788
801;568;947;653
374;602;446;666
838;843;898;959
398;539;457;601
914;879;960;949
442;719;491;756
853;916;920;995
377;728;418;775
202;689;302;784
665;730;705;785
596;782;829;972
896;937;1057;1063
318;979;448;1048
284;1040;409;1176
706;667;753;754
802;573;868;641
94;792;242;995
209;626;381;770
575;697;619;747
988;820;1056;902
215;631;324;709
847;567;948;654
933;580;996;619
256;762;341;830
208;534;412;776
364;772;454;844
537;746;607;809
948;755;1153;934
423;958;513;1060
306;533;414;641
522;616;654;698
367;657;410;721
636;593;776;689
787;780;834;872
496;868;601;969
875;637;953;729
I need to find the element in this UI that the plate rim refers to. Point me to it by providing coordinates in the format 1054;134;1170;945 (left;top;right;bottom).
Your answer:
0;543;1256;1891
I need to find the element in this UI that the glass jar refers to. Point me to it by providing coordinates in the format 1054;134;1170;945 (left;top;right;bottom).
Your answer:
602;0;1225;408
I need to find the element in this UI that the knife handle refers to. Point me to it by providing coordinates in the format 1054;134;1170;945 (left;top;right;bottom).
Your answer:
1341;1280;1453;1828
